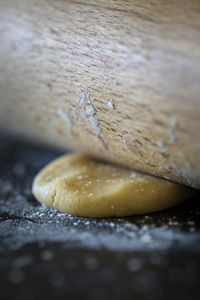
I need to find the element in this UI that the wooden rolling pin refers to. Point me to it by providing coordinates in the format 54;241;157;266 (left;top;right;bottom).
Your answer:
0;0;200;188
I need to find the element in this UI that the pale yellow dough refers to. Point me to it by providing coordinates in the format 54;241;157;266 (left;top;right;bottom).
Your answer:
32;154;195;217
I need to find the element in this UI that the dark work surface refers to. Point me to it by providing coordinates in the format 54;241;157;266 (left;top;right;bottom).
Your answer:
0;135;200;300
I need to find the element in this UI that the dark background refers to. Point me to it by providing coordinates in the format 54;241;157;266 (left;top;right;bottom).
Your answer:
0;135;200;300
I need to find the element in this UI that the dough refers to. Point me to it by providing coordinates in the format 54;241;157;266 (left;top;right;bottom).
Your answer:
32;154;196;217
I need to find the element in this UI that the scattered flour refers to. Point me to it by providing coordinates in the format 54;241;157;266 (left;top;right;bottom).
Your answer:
107;100;115;110
58;108;71;126
156;140;168;153
130;171;137;178
79;89;100;134
168;118;177;145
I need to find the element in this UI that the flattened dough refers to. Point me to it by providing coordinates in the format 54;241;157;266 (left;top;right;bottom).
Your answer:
32;154;195;217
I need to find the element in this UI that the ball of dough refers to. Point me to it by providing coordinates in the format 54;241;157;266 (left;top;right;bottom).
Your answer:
32;154;196;217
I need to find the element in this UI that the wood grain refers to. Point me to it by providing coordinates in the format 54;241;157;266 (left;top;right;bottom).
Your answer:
0;0;200;188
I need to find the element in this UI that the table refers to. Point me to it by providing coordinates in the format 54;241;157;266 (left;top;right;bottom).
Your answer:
0;135;200;300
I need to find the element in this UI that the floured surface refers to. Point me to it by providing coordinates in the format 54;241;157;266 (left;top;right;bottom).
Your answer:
32;154;195;217
1;136;200;300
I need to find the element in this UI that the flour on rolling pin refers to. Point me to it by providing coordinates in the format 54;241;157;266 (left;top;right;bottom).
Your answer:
32;154;196;218
1;0;200;189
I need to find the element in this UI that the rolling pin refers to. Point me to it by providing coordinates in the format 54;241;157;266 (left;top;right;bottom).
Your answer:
0;0;200;188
